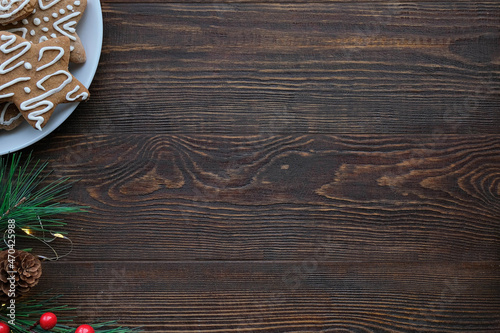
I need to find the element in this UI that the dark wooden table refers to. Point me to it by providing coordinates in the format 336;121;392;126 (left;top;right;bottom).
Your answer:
23;0;500;331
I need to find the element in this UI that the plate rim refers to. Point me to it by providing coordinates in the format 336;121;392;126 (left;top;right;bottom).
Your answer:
0;0;103;156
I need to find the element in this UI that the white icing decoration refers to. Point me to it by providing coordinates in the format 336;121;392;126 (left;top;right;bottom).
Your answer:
69;45;73;51
43;16;49;22
66;85;87;101
63;21;75;33
67;5;72;10
59;9;64;14
21;19;28;24
7;27;28;38
52;12;57;18
33;18;41;25
0;34;30;74
42;27;48;32
21;70;72;131
39;36;48;42
0;0;31;19
38;0;62;10
0;102;21;126
36;46;64;72
0;77;30;98
53;11;79;41
30;29;35;36
74;1;80;5
50;33;56;38
24;86;30;93
24;62;31;69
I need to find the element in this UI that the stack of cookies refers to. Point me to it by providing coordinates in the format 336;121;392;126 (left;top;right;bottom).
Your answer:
0;0;89;131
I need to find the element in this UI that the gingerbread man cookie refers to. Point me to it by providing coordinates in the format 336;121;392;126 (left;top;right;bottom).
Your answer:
5;0;87;63
0;0;37;25
0;31;89;130
0;102;22;130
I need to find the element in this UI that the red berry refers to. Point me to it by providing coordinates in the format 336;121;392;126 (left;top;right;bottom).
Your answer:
0;321;9;333
39;312;57;330
75;325;94;333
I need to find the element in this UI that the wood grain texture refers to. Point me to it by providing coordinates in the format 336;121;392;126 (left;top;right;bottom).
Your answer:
62;2;500;135
25;134;500;262
101;0;500;4
36;261;500;332
7;2;499;332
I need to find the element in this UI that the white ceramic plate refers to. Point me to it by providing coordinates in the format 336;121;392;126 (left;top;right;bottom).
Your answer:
0;0;103;155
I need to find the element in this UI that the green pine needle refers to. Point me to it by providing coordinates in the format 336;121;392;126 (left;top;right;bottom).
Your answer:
0;153;86;234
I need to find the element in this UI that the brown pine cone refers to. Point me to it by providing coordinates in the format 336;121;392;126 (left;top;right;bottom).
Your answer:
0;250;42;299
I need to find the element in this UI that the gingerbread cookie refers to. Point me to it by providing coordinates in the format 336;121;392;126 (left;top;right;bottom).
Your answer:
0;0;37;25
5;0;87;63
0;102;23;130
0;32;89;130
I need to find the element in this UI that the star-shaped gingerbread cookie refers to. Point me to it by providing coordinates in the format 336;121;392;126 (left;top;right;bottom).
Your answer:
0;0;37;24
0;31;89;130
5;0;87;63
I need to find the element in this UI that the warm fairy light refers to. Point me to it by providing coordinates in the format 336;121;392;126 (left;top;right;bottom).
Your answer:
21;228;32;235
52;233;65;239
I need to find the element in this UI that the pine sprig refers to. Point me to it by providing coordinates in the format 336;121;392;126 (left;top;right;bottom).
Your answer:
0;294;141;332
0;153;85;233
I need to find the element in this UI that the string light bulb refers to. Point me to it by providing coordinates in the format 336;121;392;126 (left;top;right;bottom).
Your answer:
21;228;32;235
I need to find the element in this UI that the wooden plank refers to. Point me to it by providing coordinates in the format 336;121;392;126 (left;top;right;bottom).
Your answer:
3;3;497;332
101;0;500;4
23;134;500;261
65;2;500;135
36;261;500;332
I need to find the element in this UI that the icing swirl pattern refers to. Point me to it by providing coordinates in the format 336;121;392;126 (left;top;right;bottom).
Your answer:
0;102;21;126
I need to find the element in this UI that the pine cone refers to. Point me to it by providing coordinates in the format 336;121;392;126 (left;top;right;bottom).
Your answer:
0;250;42;299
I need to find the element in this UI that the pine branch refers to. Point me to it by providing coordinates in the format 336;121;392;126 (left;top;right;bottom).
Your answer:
0;197;26;221
0;153;86;234
0;294;141;332
0;155;139;331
